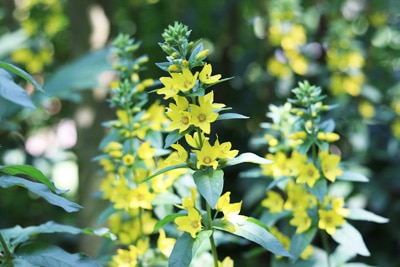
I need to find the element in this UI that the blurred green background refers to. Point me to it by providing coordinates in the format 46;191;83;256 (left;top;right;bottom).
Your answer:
0;0;399;266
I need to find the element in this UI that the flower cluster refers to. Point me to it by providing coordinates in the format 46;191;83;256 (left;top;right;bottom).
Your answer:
11;0;68;73
97;34;186;266
265;0;308;78
259;81;350;261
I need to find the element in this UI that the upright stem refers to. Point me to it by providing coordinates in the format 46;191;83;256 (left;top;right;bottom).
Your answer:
206;202;219;267
0;232;13;266
320;230;331;267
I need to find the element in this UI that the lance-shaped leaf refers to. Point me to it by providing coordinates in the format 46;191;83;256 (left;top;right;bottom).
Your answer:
153;213;186;233
0;68;35;109
217;113;249;121
224;152;272;167
0;61;44;92
332;222;370;256
346;208;389;223
218;218;291;257
0;165;65;194
14;242;101;267
193;168;224;208
337;171;369;182
168;231;212;267
0;176;82;212
1;221;115;252
289;227;318;262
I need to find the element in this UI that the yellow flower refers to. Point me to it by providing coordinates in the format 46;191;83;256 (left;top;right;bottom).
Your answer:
193;139;219;170
136;238;149;256
261;191;284;213
331;196;350;217
170;67;199;92
158;76;179;99
296;162;320;187
165;143;188;165
216;192;247;225
218;256;234;267
289;208;312;234
190;95;219;134
176;187;197;209
166;96;192;133
199;63;222;84
284;180;317;211
214;138;238;159
318;209;346;235
261;151;291;178
358;100;376;119
110;245;138;267
122;154;135;166
127;183;155;210
185;131;207;149
174;207;202;238
157;229;176;257
392;118;400;139
319;150;343;182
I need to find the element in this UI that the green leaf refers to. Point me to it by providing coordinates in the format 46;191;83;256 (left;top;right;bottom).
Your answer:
152;192;181;206
193;168;224;208
346;208;389;223
0;176;82;212
43;48;111;100
153;213;185;233
289;227;317;262
0;61;44;92
224;152;272;167
0;165;65;194
169;231;212;267
217;113;249;120
337;171;369;182
164;129;184;148
15;242;101;267
332;222;370;256
219;219;291;257
0;68;35;109
308;178;327;202
1;221;115;250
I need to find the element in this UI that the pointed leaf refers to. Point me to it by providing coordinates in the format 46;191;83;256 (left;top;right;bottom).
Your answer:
164;129;185;148
141;163;187;183
219;219;291;257
0;176;82;212
0;68;35;109
0;165;65;193
289;227;318;262
337;171;369;182
217;113;249;121
225;152;272;167
193;168;224;208
169;231;212;267
308;178;327;202
0;61;44;92
332;222;370;256
16;242;101;267
152;192;181;206
346;208;389;223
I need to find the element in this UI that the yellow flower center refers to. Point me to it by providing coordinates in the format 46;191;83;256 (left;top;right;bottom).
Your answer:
198;113;206;122
184;80;191;89
203;156;212;164
191;220;199;229
181;116;189;125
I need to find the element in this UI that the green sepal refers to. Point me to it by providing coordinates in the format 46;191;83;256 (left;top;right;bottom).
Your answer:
217;218;291;257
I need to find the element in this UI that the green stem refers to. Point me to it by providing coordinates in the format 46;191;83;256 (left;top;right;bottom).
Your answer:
320;230;331;267
0;232;13;265
206;203;219;267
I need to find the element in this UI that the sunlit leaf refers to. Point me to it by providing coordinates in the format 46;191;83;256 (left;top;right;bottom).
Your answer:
289;227;317;262
217;113;249;121
337;171;369;182
224;152;272;167
153;213;185;233
332;222;370;256
218;219;291;257
0;61;44;92
346;208;389;223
